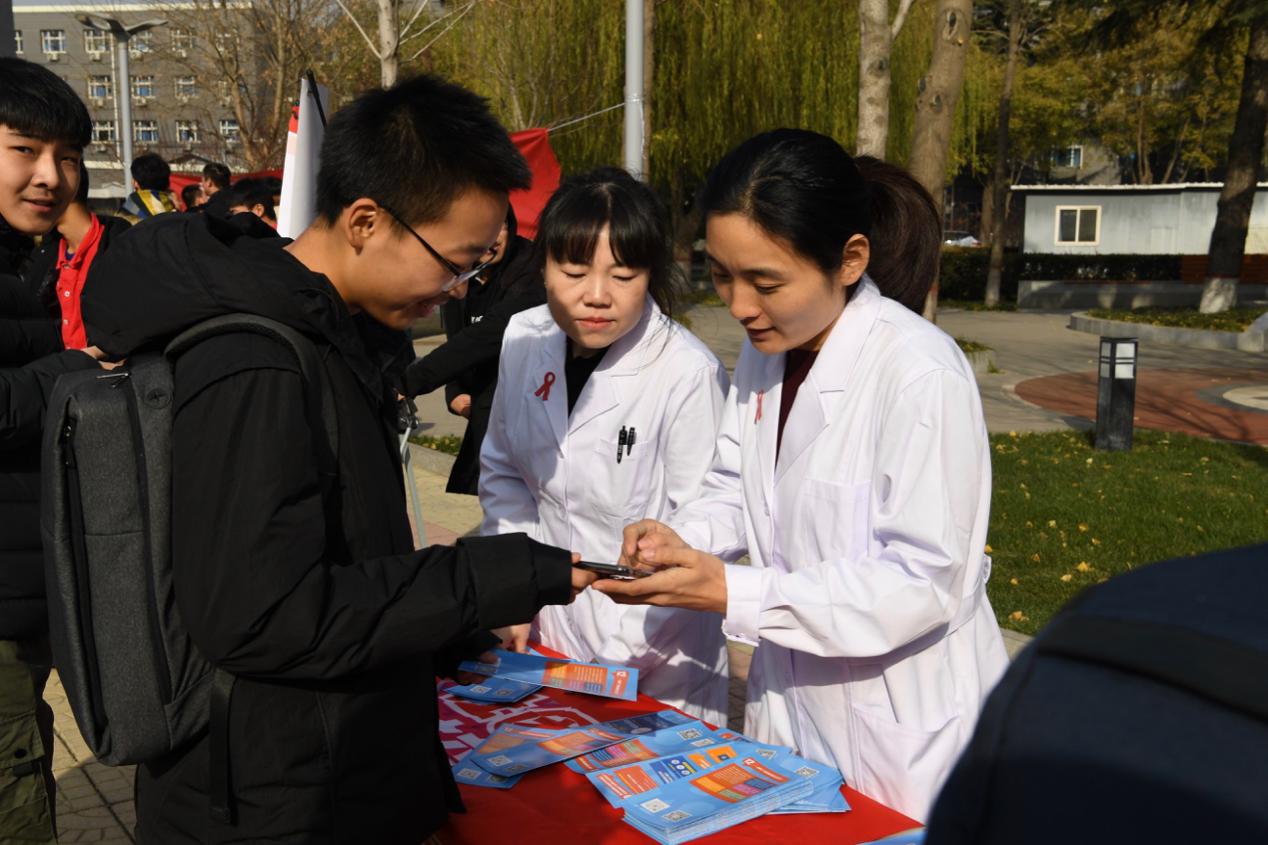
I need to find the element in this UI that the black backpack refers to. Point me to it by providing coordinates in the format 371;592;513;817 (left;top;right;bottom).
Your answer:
41;314;338;822
926;543;1268;842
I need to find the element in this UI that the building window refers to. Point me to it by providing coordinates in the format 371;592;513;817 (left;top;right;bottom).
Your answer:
129;30;153;57
83;28;111;54
219;119;240;144
171;28;195;52
175;76;197;98
133;120;159;144
41;29;66;55
14;30;23;55
1053;145;1083;169
132;75;156;98
91;120;116;143
87;75;113;100
176;120;200;144
1055;206;1100;246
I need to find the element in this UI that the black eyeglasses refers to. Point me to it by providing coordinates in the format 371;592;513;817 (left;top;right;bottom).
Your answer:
380;204;502;292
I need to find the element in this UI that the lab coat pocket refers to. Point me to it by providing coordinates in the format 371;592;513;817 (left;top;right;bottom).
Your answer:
847;700;962;821
801;479;871;561
592;437;658;521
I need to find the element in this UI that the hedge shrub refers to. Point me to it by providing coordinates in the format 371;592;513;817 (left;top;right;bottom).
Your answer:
939;249;1183;302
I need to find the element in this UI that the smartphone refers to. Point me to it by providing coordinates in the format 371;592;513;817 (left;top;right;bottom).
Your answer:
575;560;650;581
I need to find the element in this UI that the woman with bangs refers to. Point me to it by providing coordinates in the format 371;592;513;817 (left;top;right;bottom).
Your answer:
479;167;730;726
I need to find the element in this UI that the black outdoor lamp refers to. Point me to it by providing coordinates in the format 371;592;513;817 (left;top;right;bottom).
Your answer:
1095;336;1137;451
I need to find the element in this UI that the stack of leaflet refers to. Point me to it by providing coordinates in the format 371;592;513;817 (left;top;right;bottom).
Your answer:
565;719;726;774
620;747;828;844
586;738;847;817
458;649;639;701
460;711;696;781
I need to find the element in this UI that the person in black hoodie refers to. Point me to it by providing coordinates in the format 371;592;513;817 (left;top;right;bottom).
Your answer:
406;207;542;494
0;57;103;843
81;74;596;845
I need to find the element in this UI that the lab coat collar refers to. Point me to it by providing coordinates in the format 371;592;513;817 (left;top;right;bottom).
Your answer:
570;298;664;433
774;275;882;483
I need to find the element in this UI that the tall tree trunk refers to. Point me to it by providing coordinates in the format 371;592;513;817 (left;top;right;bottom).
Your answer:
642;0;654;178
377;0;400;87
857;0;892;158
1200;15;1268;314
857;0;916;159
979;170;995;242
910;0;974;321
985;0;1021;307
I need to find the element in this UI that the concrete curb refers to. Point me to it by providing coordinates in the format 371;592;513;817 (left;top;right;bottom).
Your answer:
1069;311;1267;353
408;441;458;476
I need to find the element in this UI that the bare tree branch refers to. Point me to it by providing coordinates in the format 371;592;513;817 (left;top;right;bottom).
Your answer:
334;0;385;58
405;0;475;61
890;0;917;40
398;0;431;42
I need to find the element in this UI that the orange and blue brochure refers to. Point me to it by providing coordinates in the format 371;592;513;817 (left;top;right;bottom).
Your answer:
458;649;638;701
468;711;694;777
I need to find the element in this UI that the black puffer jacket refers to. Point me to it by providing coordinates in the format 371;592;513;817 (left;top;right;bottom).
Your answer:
0;234;99;640
82;213;573;844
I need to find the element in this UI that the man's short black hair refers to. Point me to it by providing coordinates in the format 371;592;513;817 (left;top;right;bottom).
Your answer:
315;73;531;228
131;152;171;192
181;183;203;210
202;162;231;189
227;182;275;220
0;57;91;148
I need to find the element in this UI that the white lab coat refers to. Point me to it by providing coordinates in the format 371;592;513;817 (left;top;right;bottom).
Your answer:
669;277;1008;821
480;298;731;726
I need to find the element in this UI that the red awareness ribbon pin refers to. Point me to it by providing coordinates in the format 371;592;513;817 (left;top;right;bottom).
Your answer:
534;371;556;401
755;389;764;423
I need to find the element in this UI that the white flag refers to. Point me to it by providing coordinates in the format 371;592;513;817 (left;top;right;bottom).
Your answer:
276;77;330;239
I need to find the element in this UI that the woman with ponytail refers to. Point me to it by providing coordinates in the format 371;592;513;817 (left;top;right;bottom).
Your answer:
597;130;1007;821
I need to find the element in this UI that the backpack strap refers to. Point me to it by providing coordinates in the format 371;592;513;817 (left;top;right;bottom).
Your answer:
1038;613;1268;723
164;313;341;826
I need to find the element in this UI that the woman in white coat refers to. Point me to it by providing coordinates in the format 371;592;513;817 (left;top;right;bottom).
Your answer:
597;131;1009;821
480;167;730;726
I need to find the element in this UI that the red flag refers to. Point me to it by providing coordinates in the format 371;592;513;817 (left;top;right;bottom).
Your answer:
508;128;561;240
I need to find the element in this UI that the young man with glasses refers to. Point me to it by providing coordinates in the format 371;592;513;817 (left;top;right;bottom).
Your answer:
82;74;596;845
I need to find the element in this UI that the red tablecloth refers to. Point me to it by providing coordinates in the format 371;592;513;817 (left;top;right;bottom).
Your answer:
436;654;917;845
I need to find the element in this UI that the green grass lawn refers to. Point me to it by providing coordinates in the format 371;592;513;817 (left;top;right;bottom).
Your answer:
410;427;1267;637
1087;306;1267;333
987;430;1268;635
409;433;463;454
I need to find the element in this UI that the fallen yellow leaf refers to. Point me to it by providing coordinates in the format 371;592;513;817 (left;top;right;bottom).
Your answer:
1060;573;1073;583
1076;561;1092;573
1047;519;1057;528
1009;578;1019;586
984;544;993;554
1030;553;1042;562
1078;523;1089;533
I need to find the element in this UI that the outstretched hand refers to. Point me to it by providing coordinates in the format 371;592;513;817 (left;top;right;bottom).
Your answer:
596;520;727;614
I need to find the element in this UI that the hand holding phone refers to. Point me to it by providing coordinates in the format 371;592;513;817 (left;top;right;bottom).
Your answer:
575;560;650;581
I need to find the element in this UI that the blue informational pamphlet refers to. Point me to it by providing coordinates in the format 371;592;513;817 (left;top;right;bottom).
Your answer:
448;675;542;704
564;720;724;773
458;649;639;701
620;749;820;844
452;754;524;789
586;738;847;817
769;780;850;814
468;711;694;777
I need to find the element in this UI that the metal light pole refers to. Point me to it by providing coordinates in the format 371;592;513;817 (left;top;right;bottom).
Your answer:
76;15;167;189
623;0;644;179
